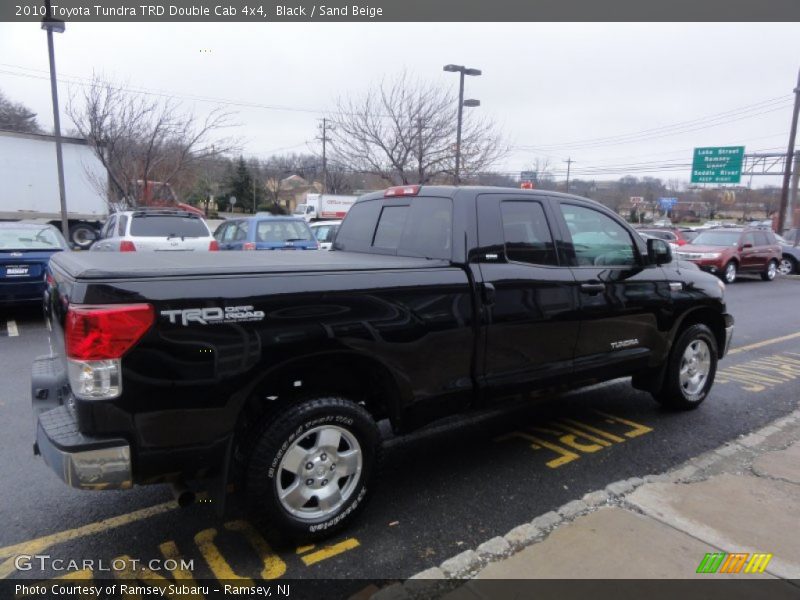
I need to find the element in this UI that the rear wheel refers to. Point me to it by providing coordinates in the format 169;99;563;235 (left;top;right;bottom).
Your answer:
245;396;380;544
722;261;737;284
68;223;98;250
761;259;778;281
778;256;796;276
653;324;718;410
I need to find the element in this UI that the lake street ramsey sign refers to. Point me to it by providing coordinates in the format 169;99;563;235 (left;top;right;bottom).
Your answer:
691;146;745;184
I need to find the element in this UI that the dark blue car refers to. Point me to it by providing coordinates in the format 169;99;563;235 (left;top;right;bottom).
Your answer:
0;222;68;305
213;215;319;251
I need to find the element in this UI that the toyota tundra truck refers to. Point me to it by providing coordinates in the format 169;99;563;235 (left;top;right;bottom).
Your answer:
32;186;734;542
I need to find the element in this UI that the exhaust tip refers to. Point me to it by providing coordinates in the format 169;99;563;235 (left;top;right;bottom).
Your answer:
170;482;195;508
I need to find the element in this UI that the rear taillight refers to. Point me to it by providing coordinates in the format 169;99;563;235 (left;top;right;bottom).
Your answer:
209;240;219;251
384;185;420;197
677;239;687;246
65;304;154;400
119;241;136;252
243;242;256;251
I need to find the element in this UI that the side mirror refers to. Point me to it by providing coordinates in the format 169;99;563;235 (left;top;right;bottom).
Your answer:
647;238;672;265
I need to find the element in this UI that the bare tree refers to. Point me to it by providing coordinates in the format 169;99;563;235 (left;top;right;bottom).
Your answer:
67;76;238;208
0;90;42;133
329;72;507;185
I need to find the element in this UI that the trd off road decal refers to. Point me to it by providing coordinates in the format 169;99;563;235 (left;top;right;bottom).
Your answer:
161;305;265;326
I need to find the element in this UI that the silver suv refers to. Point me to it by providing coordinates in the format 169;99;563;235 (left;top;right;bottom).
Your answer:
91;209;218;252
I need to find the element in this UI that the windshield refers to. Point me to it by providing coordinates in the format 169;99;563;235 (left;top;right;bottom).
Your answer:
690;231;741;246
293;204;307;215
256;220;314;242
0;227;65;250
129;215;209;237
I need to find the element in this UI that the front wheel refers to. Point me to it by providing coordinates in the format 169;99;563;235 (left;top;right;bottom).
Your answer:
653;324;718;410
761;259;778;281
245;397;380;544
721;261;737;284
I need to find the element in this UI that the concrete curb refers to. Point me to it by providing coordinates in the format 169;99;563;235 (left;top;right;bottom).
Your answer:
371;407;800;600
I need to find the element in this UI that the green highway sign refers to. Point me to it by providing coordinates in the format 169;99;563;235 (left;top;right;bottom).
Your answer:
691;146;745;184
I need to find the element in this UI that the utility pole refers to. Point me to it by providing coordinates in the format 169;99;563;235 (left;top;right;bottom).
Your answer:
778;68;800;234
564;157;575;193
42;0;69;242
318;118;332;194
418;117;424;183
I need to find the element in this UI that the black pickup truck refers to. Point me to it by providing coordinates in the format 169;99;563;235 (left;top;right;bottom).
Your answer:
32;186;733;541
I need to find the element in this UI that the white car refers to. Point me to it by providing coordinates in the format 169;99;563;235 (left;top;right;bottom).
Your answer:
309;220;341;251
91;209;218;252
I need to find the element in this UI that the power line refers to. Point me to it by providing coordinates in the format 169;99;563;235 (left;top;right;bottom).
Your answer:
513;95;793;151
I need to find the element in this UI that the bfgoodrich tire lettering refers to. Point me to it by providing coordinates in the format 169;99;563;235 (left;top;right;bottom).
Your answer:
245;397;380;543
653;324;718;410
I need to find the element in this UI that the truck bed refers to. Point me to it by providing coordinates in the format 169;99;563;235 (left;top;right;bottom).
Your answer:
50;250;451;280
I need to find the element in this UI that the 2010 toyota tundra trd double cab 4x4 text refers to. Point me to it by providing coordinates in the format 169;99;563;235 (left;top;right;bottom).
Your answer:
32;186;734;542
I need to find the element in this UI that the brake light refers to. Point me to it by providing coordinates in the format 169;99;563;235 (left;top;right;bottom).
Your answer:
65;304;154;400
243;242;256;251
119;240;136;252
209;240;219;251
384;185;420;197
66;304;154;361
677;239;687;246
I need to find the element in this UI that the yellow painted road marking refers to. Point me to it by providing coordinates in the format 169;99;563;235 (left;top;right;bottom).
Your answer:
717;352;800;392
0;501;177;579
728;331;800;355
299;538;360;566
560;418;626;443
6;321;18;337
594;411;653;438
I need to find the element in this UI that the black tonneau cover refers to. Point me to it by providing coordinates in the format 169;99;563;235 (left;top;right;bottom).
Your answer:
50;250;450;280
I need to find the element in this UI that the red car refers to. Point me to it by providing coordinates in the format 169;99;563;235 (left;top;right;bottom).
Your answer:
638;227;693;246
676;228;782;283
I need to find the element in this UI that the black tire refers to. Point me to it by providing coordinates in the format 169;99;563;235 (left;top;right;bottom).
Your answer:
778;255;797;276
761;259;778;281
245;396;380;544
653;324;718;410
68;223;98;250
721;260;737;284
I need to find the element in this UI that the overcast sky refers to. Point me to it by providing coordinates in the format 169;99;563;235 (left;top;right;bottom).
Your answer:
1;22;798;186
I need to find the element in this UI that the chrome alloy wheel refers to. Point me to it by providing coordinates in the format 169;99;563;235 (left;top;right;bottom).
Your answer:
276;425;363;520
766;261;778;280
724;262;737;283
778;257;794;276
679;339;711;396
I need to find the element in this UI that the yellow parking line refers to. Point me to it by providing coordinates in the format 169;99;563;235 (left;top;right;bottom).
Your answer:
0;501;176;578
728;331;800;355
299;538;360;566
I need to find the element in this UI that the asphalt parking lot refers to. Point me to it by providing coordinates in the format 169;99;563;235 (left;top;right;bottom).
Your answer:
1;276;799;590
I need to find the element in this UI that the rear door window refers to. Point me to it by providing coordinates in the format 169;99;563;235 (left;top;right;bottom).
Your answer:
130;215;209;238
500;201;558;266
336;197;452;259
754;231;771;246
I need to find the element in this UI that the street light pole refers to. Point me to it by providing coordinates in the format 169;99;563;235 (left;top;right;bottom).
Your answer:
455;71;465;185
444;64;481;186
42;0;69;241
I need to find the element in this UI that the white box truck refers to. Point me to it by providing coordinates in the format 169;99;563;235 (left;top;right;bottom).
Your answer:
0;130;108;248
293;193;359;222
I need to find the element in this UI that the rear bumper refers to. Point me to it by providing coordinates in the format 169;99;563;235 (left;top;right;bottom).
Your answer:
35;406;132;490
0;280;45;304
32;355;132;490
